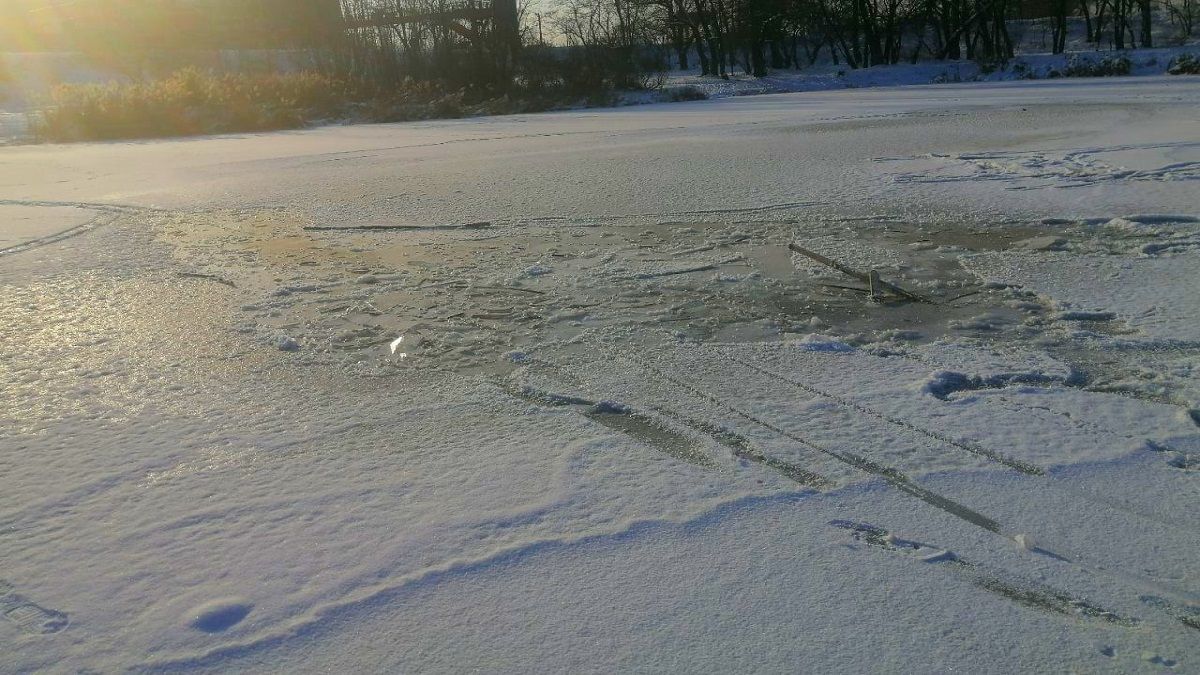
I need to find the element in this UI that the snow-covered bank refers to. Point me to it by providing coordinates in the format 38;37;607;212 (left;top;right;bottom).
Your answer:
652;46;1200;102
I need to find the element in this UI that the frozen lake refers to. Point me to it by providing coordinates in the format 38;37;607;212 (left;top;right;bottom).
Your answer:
1;77;1198;673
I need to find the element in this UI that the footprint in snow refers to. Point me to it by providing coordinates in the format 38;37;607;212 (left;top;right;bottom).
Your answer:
0;579;69;634
187;598;253;633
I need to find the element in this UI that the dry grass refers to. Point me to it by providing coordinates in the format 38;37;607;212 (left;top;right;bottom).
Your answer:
31;68;493;141
30;64;663;142
34;68;363;141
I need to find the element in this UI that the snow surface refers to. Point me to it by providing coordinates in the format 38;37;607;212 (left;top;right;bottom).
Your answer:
1;77;1198;673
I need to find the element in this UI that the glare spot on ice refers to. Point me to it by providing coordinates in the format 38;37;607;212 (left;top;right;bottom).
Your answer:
389;335;407;358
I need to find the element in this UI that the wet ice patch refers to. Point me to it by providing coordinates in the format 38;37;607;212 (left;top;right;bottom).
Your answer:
505;350;531;364
920;370;979;398
1013;236;1068;251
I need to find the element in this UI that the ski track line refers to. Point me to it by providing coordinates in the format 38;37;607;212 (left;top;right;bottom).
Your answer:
722;349;1200;534
541;350;1196;632
648;403;831;489
604;348;1004;534
0;211;118;257
536;348;1179;631
539;344;1191;630
829;520;1141;628
604;346;1200;616
0;199;161;257
527;356;831;490
501;377;719;470
722;351;1045;475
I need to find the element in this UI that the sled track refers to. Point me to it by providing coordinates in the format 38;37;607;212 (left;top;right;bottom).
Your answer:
830;520;1139;628
602;348;1004;533
0;199;155;257
722;350;1045;475
521;357;831;490
722;348;1200;534
648;404;830;489
502;381;718;470
527;348;1195;632
598;347;1200;628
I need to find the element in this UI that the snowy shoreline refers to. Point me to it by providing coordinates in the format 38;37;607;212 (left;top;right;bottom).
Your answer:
642;45;1200;104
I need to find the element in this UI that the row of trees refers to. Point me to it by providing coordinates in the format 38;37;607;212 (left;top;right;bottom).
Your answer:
338;0;522;84
4;0;1193;91
549;0;1193;77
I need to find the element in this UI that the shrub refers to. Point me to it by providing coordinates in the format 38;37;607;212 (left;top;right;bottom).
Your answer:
1168;54;1200;75
30;51;670;143
1062;55;1132;77
1008;61;1037;79
978;59;1004;75
31;69;526;141
665;85;709;102
34;68;366;141
515;46;665;103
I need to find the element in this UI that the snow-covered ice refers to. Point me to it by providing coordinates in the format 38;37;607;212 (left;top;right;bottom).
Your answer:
1;77;1198;673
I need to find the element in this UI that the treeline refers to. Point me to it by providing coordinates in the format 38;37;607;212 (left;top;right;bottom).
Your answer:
549;0;1191;77
338;0;520;84
337;0;657;96
6;0;1194;91
23;0;1198;142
